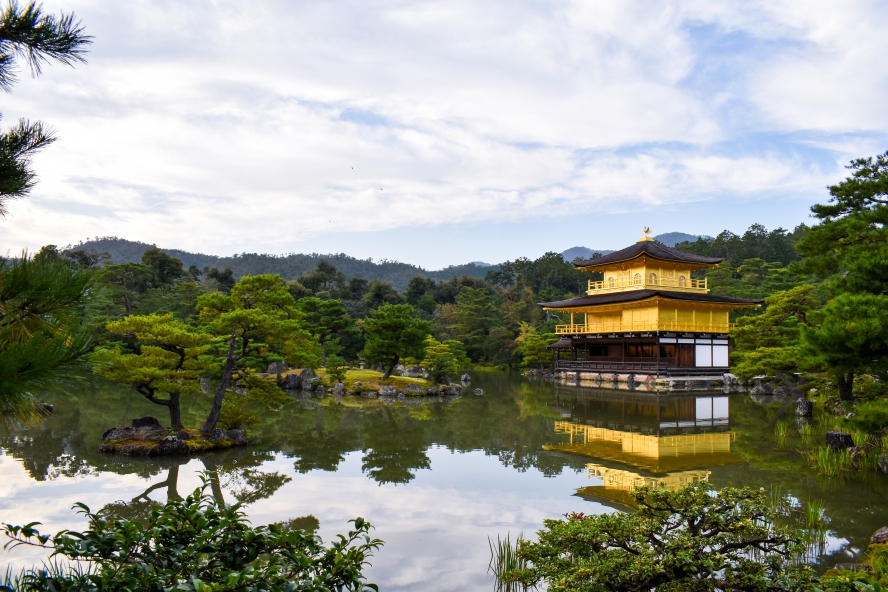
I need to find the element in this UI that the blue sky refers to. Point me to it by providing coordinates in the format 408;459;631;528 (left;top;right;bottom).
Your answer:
2;0;887;268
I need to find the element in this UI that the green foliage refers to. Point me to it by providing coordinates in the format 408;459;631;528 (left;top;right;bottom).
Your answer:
420;336;467;383
515;323;555;370
488;532;528;592
674;223;806;268
92;313;211;428
2;477;382;591
0;251;95;424
198;274;320;431
0;1;90;214
504;483;816;592
325;354;347;385
448;287;501;361
96;262;152;316
361;303;431;379
217;396;260;430
297;297;358;364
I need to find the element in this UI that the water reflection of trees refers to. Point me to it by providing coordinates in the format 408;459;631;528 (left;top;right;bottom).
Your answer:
360;407;430;484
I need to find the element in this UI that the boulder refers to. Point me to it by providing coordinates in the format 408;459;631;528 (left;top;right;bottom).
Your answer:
102;426;135;441
825;431;855;449
41;403;54;413
332;382;345;395
267;361;288;374
279;372;301;389
443;385;463;396
316;385;326;396
849;446;867;466
846;412;857;419
205;428;226;443
749;384;773;396
872;527;888;545
225;429;248;445
403;365;424;378
132;416;161;428
461;373;471;383
115;443;152;456
353;381;362;387
379;385;399;397
153;436;190;456
424;386;441;395
402;384;423;396
395;364;406;372
175;431;194;440
773;385;803;398
300;368;318;390
474;388;484;396
796;398;813;417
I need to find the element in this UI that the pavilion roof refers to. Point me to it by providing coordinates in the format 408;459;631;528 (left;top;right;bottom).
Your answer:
573;241;723;269
539;290;762;309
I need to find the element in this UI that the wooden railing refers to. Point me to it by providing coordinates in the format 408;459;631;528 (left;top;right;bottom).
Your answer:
554;321;734;335
587;276;707;295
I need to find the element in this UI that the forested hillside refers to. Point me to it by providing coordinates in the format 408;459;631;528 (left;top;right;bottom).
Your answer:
68;237;494;290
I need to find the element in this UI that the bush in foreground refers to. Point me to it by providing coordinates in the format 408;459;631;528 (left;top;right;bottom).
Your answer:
503;483;818;592
2;477;382;591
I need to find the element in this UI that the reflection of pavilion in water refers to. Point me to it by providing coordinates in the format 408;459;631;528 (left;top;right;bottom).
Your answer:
544;389;744;508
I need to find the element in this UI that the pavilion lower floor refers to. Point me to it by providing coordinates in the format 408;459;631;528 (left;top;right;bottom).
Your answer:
551;332;730;377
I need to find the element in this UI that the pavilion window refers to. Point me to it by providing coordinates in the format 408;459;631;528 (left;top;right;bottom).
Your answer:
608;276;615;287
678;275;686;287
648;272;657;284
633;273;642;285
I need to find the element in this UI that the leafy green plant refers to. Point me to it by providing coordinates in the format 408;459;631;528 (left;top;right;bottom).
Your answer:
503;483;817;592
2;476;382;591
488;532;530;592
808;446;851;478
325;354;348;386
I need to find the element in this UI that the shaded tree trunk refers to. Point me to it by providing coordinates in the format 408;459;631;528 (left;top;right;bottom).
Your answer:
381;355;399;380
168;393;182;430
836;371;855;401
202;328;237;434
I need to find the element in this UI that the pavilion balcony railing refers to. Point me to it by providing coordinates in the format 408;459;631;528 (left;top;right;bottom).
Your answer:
587;276;707;295
554;321;735;335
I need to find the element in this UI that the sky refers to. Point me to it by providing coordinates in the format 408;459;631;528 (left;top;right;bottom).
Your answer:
2;0;887;269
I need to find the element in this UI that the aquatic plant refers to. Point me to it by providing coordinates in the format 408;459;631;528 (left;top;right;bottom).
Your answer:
488;532;531;592
775;421;791;438
808;445;851;478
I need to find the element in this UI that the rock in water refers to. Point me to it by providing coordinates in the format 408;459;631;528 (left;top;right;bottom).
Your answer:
225;429;248;445
300;368;318;390
872;527;888;544
316;385;326;396
749;384;773;396
175;431;194;440
132;416;161;428
773;385;803;398
443;385;462;396
825;431;854;449
332;382;345;395
279;372;301;389
461;373;471;382
379;385;398;396
153;436;189;456
402;384;422;396
796;398;813;417
474;388;484;395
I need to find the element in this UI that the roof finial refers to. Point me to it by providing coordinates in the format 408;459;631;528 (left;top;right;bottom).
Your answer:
638;227;654;242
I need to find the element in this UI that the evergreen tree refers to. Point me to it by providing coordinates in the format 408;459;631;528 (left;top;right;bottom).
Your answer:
361;303;430;379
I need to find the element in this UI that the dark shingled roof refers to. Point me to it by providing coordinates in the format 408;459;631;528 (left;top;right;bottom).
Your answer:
539;290;763;309
573;241;723;268
547;338;573;349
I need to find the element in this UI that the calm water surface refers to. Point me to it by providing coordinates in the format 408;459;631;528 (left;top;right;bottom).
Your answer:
2;372;887;590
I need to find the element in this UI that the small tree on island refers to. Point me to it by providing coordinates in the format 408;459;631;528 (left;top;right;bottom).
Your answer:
297;297;358;366
361;303;430;379
92;313;211;429
198;274;320;434
421;336;471;383
503;483;817;592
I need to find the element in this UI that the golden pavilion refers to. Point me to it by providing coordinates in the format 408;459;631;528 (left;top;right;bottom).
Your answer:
540;230;762;376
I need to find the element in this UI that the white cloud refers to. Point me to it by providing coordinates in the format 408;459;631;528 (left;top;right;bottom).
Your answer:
0;0;885;263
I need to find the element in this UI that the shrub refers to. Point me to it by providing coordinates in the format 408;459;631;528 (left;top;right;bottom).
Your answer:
2;476;382;591
502;483;817;592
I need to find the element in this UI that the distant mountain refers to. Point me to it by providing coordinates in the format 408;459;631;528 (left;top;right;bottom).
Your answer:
67;237;496;291
654;232;709;247
560;246;614;262
468;261;493;267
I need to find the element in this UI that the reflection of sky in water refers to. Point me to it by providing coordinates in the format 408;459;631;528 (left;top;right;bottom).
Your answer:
1;446;607;591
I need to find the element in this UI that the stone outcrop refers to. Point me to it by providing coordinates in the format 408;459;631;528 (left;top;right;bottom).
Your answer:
99;417;249;456
379;385;398;397
442;385;462;396
267;361;288;375
796;398;813;417
279;372;301;389
825;431;855;449
474;388;484;395
461;373;471;383
332;382;345;395
402;384;423;396
300;368;320;391
872;527;888;545
773;385;803;398
749;384;773;396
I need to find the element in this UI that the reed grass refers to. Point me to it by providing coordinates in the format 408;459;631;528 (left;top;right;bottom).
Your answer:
807;445;851;477
774;422;791;438
488;532;531;592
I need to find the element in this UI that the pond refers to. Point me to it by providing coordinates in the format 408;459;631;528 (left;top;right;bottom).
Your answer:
2;371;887;590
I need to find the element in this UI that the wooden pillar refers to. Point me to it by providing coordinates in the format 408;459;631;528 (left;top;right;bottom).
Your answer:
570;312;575;329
